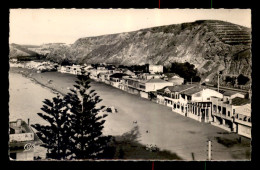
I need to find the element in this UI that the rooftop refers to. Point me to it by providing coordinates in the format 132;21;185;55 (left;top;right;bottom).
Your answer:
181;86;205;96
146;78;169;83
110;73;129;78
230;97;251;106
223;90;244;96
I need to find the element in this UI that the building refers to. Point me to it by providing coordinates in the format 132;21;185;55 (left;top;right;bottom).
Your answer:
163;73;184;86
184;87;223;123
122;77;146;95
122;76;174;99
109;73;128;88
211;96;251;137
60;66;71;74
70;64;82;75
233;102;251;138
223;91;245;102
9;119;41;160
157;84;223;123
149;65;163;74
157;84;196;107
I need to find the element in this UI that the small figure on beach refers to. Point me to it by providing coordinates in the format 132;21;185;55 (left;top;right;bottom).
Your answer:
146;130;149;133
133;121;137;124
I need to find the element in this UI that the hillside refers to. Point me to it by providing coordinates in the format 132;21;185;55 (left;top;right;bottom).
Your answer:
9;43;40;59
43;20;252;85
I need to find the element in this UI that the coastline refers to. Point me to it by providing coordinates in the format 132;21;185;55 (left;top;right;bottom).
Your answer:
9;67;66;96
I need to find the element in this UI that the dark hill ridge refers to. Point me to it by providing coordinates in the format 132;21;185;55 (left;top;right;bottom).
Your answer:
39;20;252;85
9;43;39;58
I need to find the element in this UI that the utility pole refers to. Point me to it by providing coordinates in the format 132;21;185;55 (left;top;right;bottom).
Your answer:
217;71;219;92
191;78;192;84
207;140;212;161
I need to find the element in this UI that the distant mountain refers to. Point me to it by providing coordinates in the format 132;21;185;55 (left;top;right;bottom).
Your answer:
9;43;40;59
18;20;253;86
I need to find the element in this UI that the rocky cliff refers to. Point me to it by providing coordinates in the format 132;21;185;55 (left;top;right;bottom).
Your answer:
26;20;254;84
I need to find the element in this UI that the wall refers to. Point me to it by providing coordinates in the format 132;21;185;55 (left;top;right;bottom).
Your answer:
145;82;173;92
237;124;251;138
140;91;149;99
16;149;35;161
10;133;34;142
149;65;163;74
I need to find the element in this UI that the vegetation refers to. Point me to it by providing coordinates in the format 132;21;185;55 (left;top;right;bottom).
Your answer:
32;70;111;160
63;70;111;159
225;76;236;86
237;74;250;85
31;95;71;160
170;62;201;82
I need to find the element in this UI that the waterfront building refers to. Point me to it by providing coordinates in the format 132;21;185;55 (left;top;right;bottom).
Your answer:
233;102;251;138
70;64;82;75
123;77;173;99
9;119;41;160
211;96;251;137
157;84;223;123
109;73;128;88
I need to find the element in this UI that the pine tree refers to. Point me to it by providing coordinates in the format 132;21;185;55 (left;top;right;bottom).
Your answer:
64;71;111;159
31;95;71;160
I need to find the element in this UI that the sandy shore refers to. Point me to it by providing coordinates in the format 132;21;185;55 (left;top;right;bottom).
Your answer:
9;67;251;160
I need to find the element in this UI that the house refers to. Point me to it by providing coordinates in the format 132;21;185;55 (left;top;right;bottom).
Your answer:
122;77;146;95
60;66;71;74
157;84;223;123
233;102;251;138
109;73;128;88
139;73;162;80
123;78;173;99
123;69;135;76
183;87;223;123
9;119;41;160
163;73;184;86
223;91;245;102
149;65;163;74
157;85;196;108
70;65;82;75
211;96;251;134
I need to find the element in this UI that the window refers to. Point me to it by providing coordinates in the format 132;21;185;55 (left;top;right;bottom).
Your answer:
222;107;226;116
213;105;217;113
228;111;230;117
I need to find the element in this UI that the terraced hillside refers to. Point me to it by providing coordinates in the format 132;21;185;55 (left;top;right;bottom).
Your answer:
206;20;251;45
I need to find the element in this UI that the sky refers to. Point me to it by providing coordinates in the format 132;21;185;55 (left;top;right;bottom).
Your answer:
9;9;251;45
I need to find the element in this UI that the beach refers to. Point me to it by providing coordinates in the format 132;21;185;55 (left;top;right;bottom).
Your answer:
9;67;251;160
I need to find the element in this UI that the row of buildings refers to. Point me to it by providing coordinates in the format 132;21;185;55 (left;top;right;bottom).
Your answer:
58;63;251;138
10;60;58;72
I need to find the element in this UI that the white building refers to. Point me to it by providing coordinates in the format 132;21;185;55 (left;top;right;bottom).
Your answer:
149;65;163;74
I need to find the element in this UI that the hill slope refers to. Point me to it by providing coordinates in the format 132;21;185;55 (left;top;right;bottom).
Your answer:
9;43;40;59
45;20;251;84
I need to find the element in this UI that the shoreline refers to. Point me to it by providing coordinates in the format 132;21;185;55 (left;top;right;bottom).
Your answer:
9;67;66;96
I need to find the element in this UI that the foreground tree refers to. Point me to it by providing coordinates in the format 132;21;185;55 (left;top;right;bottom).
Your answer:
31;95;71;159
64;71;111;159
